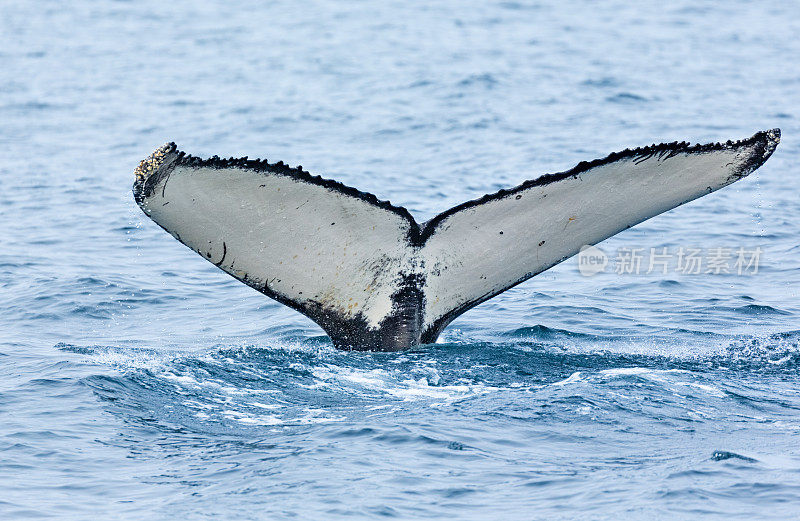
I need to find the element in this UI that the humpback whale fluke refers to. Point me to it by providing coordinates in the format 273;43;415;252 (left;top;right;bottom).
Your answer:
133;129;780;351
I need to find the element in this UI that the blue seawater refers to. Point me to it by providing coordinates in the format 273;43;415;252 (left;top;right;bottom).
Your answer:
1;1;799;519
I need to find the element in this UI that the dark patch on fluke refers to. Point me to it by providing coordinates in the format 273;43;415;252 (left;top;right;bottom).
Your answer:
133;130;780;351
226;269;426;351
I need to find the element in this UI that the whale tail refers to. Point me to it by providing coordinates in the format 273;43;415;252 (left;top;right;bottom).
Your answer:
133;129;780;350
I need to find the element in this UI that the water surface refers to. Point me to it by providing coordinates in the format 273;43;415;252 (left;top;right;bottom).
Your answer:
1;1;799;519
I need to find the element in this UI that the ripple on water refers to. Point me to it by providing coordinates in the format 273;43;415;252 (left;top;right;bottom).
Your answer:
3;0;800;517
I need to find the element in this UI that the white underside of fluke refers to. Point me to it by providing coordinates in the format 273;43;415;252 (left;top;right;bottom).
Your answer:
141;167;416;329
134;129;779;350
420;149;765;329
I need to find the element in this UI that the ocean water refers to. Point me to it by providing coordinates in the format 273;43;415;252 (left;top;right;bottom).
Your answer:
2;0;800;519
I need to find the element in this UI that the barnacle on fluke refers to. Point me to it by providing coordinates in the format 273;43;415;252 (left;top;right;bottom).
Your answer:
133;142;176;183
133;130;779;350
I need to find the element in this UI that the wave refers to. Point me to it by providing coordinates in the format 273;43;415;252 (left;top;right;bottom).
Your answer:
58;325;800;441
